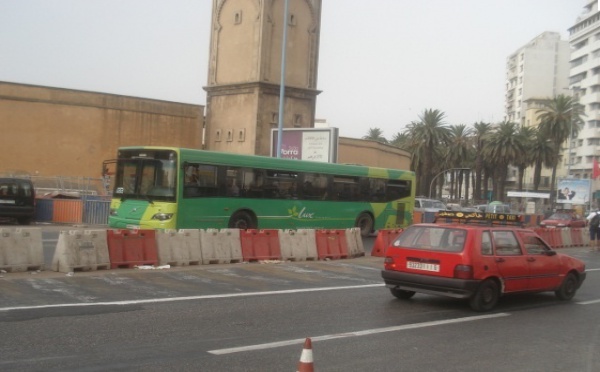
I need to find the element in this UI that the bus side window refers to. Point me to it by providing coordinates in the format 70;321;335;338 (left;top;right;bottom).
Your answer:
302;173;329;200
369;179;386;202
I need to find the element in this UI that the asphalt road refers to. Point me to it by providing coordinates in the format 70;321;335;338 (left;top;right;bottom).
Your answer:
0;227;599;371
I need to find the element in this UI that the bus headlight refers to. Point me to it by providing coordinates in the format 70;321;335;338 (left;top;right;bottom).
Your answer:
110;208;118;216
151;213;173;221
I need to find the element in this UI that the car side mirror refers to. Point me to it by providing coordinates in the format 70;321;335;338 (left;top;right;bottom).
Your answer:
544;250;557;256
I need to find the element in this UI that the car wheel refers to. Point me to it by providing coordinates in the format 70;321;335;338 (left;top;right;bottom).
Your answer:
555;273;578;301
355;213;374;237
228;211;256;230
390;288;416;300
469;279;499;312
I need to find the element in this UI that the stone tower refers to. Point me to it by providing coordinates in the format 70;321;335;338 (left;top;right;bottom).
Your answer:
205;0;322;155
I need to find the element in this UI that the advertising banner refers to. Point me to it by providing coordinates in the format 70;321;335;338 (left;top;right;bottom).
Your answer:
271;128;338;163
556;179;590;205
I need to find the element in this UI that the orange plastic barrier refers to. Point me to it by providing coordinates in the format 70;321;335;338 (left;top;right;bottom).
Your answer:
533;228;552;247
240;229;281;262
107;229;158;268
371;229;403;257
570;228;584;247
315;230;348;260
52;199;83;224
550;228;564;248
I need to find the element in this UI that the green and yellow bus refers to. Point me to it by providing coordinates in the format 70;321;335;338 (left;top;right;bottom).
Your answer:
108;146;415;236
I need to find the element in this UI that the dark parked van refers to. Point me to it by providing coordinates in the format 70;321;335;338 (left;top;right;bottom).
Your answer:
0;178;35;224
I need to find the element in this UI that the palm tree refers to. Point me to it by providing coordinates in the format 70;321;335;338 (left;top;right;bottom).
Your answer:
389;132;409;149
514;125;536;191
406;109;451;196
446;125;473;200
537;94;585;205
483;121;525;200
529;128;557;191
472;122;492;201
362;128;388;144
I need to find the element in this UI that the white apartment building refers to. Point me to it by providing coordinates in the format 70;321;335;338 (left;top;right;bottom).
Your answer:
505;32;571;125
504;32;570;189
568;0;600;180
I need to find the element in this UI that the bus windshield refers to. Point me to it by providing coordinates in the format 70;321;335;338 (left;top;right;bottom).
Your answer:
114;156;177;202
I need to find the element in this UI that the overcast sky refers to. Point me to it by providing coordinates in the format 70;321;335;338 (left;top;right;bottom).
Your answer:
0;0;585;139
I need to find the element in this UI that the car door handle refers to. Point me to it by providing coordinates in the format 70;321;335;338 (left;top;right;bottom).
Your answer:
527;257;535;262
495;258;505;263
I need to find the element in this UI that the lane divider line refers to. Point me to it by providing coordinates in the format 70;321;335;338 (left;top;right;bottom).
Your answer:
208;313;511;355
0;284;384;312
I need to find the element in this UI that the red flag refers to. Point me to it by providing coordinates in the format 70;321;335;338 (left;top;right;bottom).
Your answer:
594;158;600;180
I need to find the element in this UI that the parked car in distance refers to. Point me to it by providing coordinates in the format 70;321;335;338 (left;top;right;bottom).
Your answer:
414;197;447;213
540;209;586;228
0;178;36;225
485;201;511;214
381;211;586;311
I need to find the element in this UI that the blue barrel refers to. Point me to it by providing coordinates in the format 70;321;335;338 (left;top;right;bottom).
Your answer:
35;198;54;222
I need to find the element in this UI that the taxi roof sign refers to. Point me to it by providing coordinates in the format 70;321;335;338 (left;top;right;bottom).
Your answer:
434;210;524;226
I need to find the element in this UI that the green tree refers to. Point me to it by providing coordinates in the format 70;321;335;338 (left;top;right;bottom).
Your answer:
407;109;451;196
389;132;409;149
446;125;473;200
472;122;492;201
529;128;557;191
362;128;388;144
537;94;585;205
514;125;536;191
483;121;525;201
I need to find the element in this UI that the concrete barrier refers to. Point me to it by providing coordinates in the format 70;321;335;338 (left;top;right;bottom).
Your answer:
279;229;317;261
175;229;203;265
51;229;110;273
345;228;365;258
156;229;180;266
0;227;44;272
200;229;242;264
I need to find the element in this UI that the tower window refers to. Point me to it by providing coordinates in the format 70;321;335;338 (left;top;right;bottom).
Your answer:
234;11;242;25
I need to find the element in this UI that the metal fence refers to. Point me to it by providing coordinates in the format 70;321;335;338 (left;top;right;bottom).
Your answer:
0;173;110;196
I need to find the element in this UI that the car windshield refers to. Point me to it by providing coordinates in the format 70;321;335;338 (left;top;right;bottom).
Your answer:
393;226;466;252
422;200;445;209
548;213;573;220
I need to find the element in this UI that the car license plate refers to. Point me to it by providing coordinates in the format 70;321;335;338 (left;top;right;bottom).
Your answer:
0;200;15;204
407;261;440;272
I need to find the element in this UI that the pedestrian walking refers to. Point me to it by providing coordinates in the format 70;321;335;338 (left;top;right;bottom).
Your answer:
586;209;600;251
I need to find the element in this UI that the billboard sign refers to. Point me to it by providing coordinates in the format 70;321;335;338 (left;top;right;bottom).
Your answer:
556;178;591;205
271;127;339;163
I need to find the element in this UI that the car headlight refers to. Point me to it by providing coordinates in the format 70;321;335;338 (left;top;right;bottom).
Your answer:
151;213;173;221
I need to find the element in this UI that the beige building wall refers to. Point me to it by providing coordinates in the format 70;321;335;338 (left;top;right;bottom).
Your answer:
205;0;321;156
338;138;411;170
0;82;204;178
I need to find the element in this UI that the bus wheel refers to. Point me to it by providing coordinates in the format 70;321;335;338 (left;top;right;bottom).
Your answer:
228;211;256;230
355;213;374;237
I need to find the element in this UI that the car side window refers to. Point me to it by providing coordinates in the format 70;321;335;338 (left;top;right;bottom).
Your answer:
520;233;551;254
492;231;522;256
481;231;493;255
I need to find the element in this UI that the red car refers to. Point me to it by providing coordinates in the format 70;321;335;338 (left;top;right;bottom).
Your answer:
540;210;586;228
381;211;586;311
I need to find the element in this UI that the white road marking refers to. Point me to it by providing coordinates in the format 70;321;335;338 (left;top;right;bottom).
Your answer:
0;284;384;312
577;299;600;305
208;313;511;355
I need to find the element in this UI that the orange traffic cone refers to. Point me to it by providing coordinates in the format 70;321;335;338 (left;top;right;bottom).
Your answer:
297;337;314;372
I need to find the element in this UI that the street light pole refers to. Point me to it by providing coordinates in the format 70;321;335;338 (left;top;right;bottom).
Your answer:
429;168;470;199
